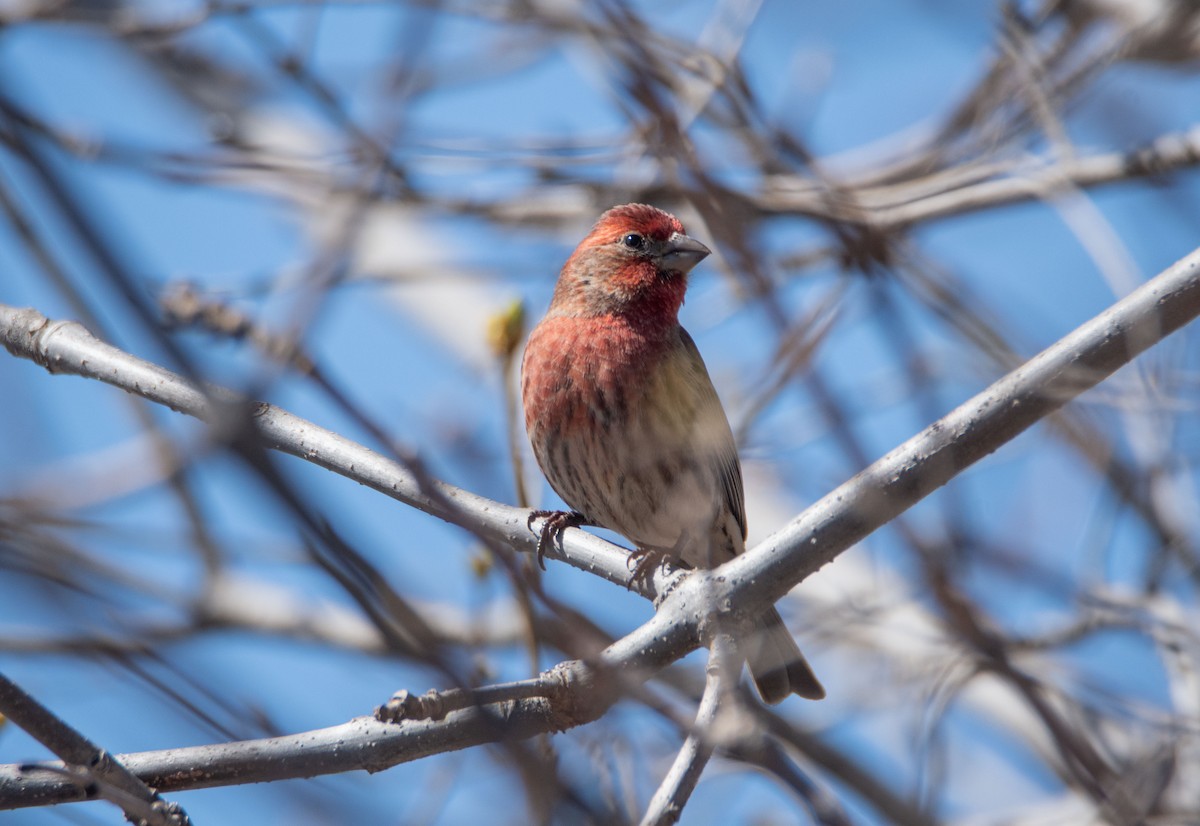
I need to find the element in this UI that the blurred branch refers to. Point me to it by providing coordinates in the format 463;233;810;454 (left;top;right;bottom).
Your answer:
761;705;939;826
925;559;1136;820
727;736;855;826
758;126;1200;229
0;578;529;658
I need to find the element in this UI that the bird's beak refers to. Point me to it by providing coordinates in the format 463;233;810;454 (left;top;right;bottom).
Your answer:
659;232;711;273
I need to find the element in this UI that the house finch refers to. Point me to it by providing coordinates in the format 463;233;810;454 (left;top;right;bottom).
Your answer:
521;203;824;704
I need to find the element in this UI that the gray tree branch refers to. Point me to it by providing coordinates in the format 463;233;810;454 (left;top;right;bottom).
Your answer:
0;673;190;824
638;634;737;826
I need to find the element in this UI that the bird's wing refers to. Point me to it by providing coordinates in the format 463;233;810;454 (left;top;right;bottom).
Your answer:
679;328;747;541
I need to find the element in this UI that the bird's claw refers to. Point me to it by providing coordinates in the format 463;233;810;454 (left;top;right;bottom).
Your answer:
527;509;584;570
626;547;670;588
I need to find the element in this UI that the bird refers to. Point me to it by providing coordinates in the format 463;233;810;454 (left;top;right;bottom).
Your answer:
520;203;824;704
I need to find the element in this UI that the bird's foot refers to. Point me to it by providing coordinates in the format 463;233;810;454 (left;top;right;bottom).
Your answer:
526;509;585;570
626;547;671;588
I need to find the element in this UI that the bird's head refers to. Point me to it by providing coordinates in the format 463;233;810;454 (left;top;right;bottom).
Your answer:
549;204;711;320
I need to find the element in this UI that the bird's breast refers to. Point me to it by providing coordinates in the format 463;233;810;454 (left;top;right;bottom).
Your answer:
523;315;677;434
522;314;719;550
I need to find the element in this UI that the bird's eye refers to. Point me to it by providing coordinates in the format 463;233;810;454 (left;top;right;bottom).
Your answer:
622;233;645;250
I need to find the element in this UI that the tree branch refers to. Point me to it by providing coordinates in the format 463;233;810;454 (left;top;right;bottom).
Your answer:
758;127;1200;228
0;303;660;598
727;245;1200;612
0;673;190;824
639;634;736;826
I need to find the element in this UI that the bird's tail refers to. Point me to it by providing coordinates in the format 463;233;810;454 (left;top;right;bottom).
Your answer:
743;607;825;704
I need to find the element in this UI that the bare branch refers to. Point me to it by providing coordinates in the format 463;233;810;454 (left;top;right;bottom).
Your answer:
0;673;190;825
732;246;1200;607
758;127;1200;229
639;634;737;826
0;303;657;597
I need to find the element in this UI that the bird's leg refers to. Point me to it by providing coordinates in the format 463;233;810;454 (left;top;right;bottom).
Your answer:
526;509;585;570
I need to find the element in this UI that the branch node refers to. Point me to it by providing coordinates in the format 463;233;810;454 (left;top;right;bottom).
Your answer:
374;688;457;724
